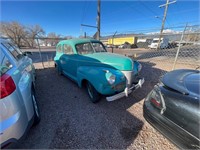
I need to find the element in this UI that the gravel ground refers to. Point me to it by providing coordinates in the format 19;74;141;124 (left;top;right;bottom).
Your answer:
14;61;178;149
12;46;198;149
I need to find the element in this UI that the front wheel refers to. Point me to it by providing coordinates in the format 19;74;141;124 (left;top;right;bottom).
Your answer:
86;82;101;103
32;88;41;125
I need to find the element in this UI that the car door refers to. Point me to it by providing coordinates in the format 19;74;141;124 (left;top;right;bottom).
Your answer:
1;41;34;121
60;44;78;81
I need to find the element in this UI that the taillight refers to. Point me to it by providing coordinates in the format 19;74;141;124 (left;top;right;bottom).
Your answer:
150;98;161;108
147;85;166;114
0;74;16;99
149;90;162;109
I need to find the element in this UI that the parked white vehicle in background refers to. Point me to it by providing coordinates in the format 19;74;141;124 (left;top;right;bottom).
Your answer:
0;38;40;148
148;38;169;49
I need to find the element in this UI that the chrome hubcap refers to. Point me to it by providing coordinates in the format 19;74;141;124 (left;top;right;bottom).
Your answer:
87;84;93;99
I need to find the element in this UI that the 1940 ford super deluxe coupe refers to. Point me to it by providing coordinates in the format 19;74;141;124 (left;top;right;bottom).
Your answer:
54;38;144;102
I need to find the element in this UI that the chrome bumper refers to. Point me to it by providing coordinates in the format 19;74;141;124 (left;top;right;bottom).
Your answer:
106;78;145;102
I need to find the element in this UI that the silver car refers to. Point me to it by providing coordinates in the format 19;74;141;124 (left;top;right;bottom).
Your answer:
0;39;40;148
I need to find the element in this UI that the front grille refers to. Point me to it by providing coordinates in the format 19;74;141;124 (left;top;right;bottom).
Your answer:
121;71;133;87
112;82;126;91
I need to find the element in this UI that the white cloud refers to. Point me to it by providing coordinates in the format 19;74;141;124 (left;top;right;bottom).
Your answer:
146;29;182;35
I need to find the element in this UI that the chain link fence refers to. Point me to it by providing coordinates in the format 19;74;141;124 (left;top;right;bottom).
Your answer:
1;25;199;81
103;25;200;83
20;37;68;69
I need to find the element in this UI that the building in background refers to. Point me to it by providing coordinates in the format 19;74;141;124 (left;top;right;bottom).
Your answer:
107;36;137;46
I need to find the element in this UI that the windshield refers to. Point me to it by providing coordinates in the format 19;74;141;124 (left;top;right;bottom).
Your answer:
76;42;107;55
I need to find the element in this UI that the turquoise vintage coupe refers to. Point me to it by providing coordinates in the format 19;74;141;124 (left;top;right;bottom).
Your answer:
54;39;144;102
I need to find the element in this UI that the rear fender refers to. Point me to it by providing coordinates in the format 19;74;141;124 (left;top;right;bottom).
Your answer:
18;70;34;121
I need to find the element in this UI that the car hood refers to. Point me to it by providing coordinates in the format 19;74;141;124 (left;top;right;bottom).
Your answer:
161;69;200;96
85;52;133;71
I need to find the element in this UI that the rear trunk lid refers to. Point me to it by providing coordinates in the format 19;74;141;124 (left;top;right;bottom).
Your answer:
161;69;200;96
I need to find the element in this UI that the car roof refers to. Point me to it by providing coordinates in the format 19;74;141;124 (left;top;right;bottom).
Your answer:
58;38;100;46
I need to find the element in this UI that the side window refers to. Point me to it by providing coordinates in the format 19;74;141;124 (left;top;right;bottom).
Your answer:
0;48;13;76
57;44;62;53
2;42;23;61
63;44;73;54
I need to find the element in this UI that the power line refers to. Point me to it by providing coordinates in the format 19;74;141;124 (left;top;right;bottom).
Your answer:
102;4;137;16
121;1;152;19
101;23;200;35
102;7;198;26
122;0;171;26
137;0;171;26
168;8;199;15
138;0;158;16
165;20;200;28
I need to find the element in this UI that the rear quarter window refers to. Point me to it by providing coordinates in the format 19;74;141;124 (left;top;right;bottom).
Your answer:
0;48;13;76
63;44;73;54
57;44;62;53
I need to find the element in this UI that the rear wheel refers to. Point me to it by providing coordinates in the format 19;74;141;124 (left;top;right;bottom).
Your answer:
55;63;62;75
86;81;101;103
32;88;40;125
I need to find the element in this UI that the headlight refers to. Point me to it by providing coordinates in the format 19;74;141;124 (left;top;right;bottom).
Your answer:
105;71;116;85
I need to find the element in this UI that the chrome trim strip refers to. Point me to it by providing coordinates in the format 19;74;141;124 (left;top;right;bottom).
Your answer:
121;71;133;88
106;78;145;102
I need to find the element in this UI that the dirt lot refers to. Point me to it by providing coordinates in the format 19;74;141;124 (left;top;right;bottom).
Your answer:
15;45;199;149
12;46;199;149
12;59;180;149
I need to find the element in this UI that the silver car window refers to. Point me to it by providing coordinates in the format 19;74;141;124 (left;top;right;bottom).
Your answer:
1;42;24;61
0;48;13;76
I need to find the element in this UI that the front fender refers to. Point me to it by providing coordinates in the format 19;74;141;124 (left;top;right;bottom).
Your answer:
77;66;107;88
77;66;126;95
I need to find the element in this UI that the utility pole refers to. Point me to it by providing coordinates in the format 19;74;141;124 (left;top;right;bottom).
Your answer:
84;32;86;38
172;23;188;70
112;31;117;53
157;0;176;50
97;0;101;40
80;0;101;40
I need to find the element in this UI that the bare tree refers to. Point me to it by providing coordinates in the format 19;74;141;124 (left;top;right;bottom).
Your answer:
26;25;45;47
46;32;61;46
0;21;73;48
0;21;27;47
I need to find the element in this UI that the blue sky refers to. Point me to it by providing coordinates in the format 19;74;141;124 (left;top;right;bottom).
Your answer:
1;0;199;37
